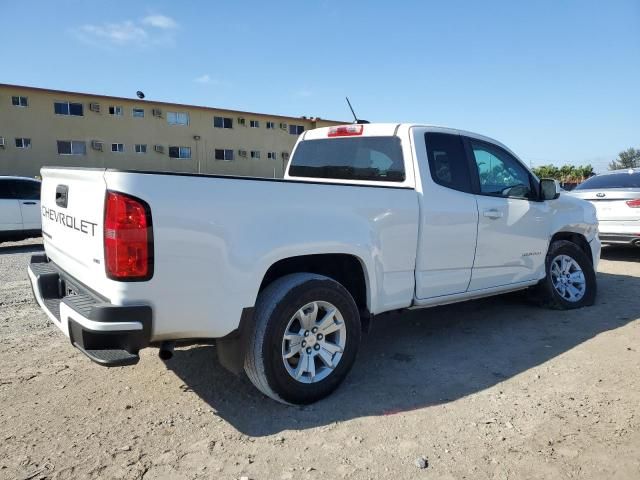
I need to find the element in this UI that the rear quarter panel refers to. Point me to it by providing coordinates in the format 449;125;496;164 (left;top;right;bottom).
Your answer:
104;171;419;340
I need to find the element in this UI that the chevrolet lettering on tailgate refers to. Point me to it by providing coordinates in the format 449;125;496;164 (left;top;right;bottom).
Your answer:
42;205;98;237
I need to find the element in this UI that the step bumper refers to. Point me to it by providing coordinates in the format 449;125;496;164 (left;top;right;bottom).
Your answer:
28;254;152;367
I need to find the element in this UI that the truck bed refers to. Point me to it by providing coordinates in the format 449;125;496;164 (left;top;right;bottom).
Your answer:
38;167;419;341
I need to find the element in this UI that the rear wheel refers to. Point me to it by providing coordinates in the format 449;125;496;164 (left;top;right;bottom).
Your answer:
244;273;361;404
537;240;597;309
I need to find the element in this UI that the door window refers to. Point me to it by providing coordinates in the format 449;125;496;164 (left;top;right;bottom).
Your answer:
13;180;41;200
425;133;472;193
470;140;534;199
0;180;19;199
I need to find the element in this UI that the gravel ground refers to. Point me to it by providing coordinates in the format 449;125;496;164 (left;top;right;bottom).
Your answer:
0;238;639;480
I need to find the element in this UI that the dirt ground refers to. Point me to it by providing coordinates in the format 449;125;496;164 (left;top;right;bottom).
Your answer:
0;238;638;480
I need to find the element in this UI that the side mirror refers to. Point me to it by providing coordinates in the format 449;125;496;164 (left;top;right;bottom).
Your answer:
540;178;561;200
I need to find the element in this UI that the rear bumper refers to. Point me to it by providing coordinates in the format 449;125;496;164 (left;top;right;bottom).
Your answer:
599;233;640;246
28;254;152;366
598;220;640;245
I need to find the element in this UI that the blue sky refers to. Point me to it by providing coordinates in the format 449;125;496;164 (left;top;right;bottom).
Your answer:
2;0;638;172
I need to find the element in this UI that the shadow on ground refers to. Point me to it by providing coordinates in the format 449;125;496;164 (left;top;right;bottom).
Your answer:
0;243;43;255
165;270;637;436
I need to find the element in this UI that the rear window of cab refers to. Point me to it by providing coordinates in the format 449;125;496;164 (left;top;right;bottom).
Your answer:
288;136;405;182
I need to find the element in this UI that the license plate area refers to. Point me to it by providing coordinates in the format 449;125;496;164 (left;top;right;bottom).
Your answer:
65;282;79;297
58;277;79;298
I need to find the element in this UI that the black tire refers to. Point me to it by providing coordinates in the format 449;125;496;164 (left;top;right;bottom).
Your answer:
536;240;597;309
244;273;361;405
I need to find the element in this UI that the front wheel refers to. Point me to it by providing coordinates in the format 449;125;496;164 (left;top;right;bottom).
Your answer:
244;273;361;404
537;240;597;309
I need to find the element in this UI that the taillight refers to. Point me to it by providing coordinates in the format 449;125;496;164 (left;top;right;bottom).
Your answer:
328;124;364;137
104;191;153;280
626;199;640;208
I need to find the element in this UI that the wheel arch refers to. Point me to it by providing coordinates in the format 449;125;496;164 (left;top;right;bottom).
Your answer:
549;231;593;264
258;253;372;320
216;253;373;377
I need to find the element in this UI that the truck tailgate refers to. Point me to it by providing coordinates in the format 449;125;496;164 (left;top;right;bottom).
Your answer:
40;168;107;288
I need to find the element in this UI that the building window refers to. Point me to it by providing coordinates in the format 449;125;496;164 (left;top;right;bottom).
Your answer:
214;149;234;161
250;120;260;128
169;146;192;158
213;116;233;128
282;152;290;160
289;124;305;135
167;112;190;126
237;117;246;126
111;143;125;153
12;96;28;107
54;101;84;116
57;140;86;155
109;105;123;116
250;150;261;159
132;108;145;118
267;151;277;160
135;144;147;154
15;138;31;149
266;121;275;129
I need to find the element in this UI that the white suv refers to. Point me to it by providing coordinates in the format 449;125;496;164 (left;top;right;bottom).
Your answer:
0;176;42;243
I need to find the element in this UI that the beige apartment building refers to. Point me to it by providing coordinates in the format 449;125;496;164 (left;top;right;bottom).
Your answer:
0;83;343;178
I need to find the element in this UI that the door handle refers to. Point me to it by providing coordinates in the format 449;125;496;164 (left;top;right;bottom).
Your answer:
22;201;37;205
483;209;503;219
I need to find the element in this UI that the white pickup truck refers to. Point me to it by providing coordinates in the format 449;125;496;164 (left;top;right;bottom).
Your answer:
28;123;600;404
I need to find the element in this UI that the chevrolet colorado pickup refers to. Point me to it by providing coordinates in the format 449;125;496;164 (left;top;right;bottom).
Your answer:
28;123;600;404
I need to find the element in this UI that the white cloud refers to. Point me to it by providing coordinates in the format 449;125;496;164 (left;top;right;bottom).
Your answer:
194;74;212;84
294;88;313;98
142;14;178;29
79;21;148;46
193;75;229;87
75;14;178;48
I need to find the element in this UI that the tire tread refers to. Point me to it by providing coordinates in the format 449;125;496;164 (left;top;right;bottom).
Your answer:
244;273;332;404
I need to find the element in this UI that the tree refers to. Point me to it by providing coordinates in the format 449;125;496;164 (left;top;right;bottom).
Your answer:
531;164;594;183
532;165;558;179
609;148;640;170
560;165;573;181
577;164;595;179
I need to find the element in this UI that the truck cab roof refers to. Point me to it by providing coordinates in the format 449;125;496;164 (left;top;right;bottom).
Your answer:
301;123;514;155
291;123;523;188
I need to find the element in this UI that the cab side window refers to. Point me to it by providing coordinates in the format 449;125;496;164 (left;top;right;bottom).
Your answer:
425;133;472;193
469;140;534;200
